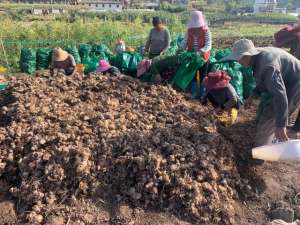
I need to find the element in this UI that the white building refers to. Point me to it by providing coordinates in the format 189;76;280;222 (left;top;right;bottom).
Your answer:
78;0;124;11
254;0;277;13
130;0;160;9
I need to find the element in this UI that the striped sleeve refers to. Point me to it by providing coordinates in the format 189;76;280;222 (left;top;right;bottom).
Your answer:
180;32;188;50
200;30;212;53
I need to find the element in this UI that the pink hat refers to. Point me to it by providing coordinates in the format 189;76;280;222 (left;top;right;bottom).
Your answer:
187;11;208;29
97;59;111;72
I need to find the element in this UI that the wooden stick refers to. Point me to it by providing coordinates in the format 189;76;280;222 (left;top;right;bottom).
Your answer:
0;38;10;73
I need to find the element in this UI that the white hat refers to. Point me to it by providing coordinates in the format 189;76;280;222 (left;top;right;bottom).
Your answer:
222;39;262;61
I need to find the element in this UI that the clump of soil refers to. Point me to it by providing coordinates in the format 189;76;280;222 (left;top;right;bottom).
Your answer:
0;72;243;224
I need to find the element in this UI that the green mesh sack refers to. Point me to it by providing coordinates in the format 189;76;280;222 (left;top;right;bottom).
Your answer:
92;43;113;57
165;39;178;56
227;67;244;102
20;48;36;74
215;48;232;61
65;46;81;64
241;67;256;99
36;48;52;70
82;54;99;74
78;44;92;59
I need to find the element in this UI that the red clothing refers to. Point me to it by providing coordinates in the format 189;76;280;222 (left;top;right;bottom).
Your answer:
203;70;231;91
187;28;210;61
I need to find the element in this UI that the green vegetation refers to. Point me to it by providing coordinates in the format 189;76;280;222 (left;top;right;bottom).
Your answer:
0;3;297;72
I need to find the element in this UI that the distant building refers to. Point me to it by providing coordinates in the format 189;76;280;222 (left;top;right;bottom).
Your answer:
30;8;66;14
254;0;277;13
162;0;188;6
78;0;124;11
130;0;160;9
13;0;76;4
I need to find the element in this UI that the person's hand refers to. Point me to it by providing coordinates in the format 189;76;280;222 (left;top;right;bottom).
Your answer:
275;127;289;142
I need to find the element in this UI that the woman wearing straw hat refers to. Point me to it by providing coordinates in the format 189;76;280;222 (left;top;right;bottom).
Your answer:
222;39;300;146
145;17;171;59
50;47;76;76
181;11;212;99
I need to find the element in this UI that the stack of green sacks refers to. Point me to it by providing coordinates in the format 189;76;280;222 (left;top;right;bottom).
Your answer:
79;44;98;74
20;48;36;74
36;48;52;70
65;46;81;64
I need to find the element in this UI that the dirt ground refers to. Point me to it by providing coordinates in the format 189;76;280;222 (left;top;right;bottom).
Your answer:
0;99;299;225
0;37;299;225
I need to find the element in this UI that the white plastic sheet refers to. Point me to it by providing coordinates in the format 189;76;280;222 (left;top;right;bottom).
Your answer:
252;140;300;161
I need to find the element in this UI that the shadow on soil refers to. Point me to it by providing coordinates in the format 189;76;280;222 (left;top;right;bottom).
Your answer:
218;119;267;200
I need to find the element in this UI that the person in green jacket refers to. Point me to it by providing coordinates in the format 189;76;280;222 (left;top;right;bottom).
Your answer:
145;17;171;59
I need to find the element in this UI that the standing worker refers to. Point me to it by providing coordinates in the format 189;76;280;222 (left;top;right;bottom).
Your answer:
181;11;212;99
274;21;300;59
222;39;300;146
50;47;76;76
145;17;171;59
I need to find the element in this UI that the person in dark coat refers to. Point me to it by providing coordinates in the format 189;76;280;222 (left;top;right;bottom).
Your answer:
223;39;300;146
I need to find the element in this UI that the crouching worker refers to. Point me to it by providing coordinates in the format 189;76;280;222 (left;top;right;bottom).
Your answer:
50;48;76;76
137;55;181;84
203;70;241;126
222;39;300;146
97;60;120;76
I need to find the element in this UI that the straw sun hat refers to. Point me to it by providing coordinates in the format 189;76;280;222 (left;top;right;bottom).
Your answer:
53;47;69;61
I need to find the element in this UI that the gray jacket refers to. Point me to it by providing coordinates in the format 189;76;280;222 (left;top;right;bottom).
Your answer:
145;28;170;55
251;47;300;128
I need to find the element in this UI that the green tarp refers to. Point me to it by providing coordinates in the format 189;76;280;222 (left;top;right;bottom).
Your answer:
82;54;99;74
113;52;142;75
227;67;244;103
170;52;205;90
20;48;36;74
78;44;92;59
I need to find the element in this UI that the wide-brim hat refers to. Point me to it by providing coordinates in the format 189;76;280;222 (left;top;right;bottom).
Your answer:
221;39;262;62
53;48;69;61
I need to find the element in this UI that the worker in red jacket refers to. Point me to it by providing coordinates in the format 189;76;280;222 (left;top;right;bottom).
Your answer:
181;11;212;99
